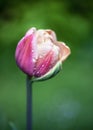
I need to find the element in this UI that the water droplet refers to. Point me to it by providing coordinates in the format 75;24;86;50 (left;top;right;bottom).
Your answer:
37;71;40;74
39;55;43;58
42;64;44;67
34;67;36;70
32;59;36;62
32;50;34;53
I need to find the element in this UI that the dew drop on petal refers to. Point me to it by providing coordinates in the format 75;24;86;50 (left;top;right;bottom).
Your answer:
34;67;36;70
39;55;43;58
32;58;36;63
37;71;40;74
41;64;44;67
32;50;34;53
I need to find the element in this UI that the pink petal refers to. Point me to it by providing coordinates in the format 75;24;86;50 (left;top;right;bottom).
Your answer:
34;51;54;77
45;29;57;41
55;42;71;62
25;27;36;36
15;34;36;76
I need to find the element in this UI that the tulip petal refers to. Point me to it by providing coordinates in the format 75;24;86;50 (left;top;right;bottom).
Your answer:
55;42;71;62
45;29;57;41
32;60;62;82
15;34;37;76
25;27;36;36
34;51;54;77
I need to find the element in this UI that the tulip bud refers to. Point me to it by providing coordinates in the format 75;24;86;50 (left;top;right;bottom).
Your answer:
15;27;71;81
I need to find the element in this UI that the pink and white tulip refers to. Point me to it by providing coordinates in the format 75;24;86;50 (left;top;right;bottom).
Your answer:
15;27;71;81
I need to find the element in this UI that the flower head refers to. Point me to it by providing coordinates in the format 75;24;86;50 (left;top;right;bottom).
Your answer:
15;27;71;81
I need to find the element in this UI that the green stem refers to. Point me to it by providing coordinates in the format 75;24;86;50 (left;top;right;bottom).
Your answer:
26;75;32;130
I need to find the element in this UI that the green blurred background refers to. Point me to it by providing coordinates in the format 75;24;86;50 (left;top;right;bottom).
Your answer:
0;0;93;130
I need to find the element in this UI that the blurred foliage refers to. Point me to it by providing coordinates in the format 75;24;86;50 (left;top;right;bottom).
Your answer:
0;0;93;130
0;0;93;47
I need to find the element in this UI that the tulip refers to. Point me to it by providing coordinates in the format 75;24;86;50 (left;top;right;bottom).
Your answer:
15;27;71;130
15;27;71;81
